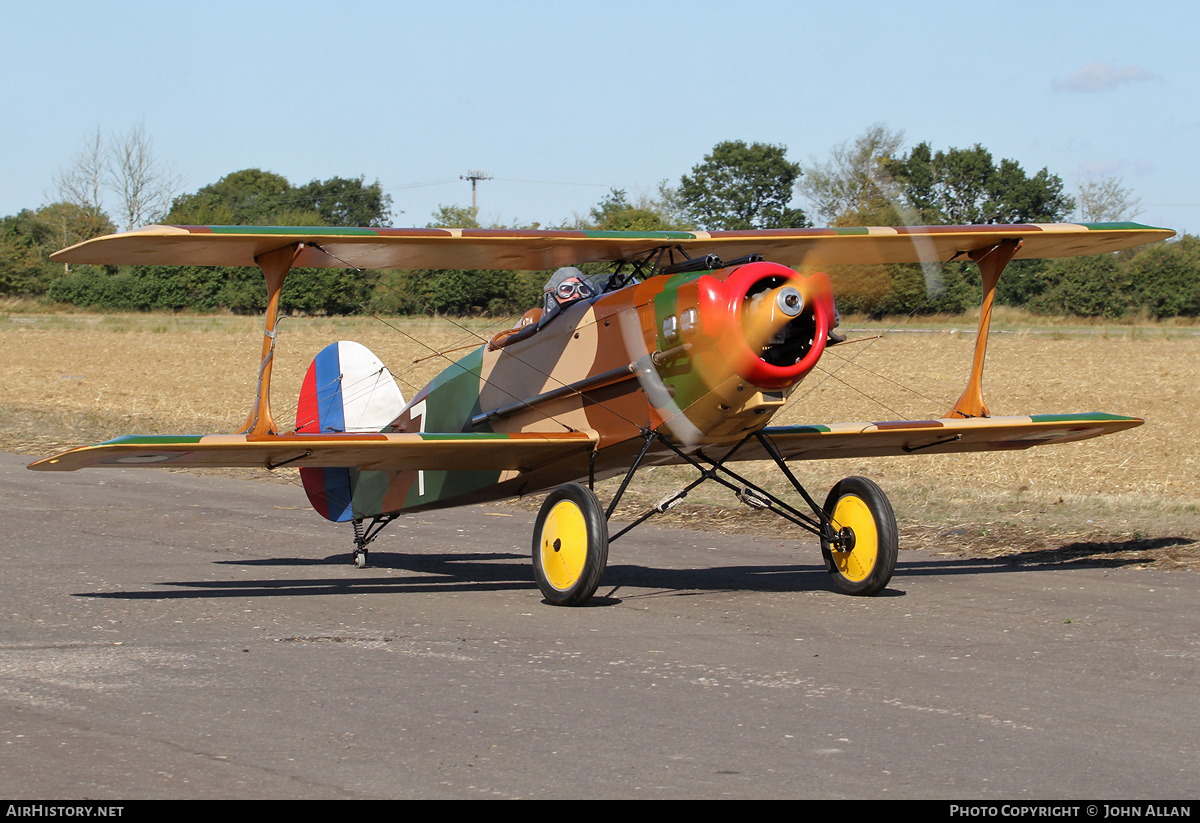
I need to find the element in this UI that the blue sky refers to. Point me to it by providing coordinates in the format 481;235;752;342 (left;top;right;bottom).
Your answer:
5;0;1197;235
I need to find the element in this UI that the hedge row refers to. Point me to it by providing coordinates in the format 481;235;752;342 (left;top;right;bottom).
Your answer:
39;237;1200;319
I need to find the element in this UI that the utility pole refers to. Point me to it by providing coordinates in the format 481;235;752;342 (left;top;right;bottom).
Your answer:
461;170;492;212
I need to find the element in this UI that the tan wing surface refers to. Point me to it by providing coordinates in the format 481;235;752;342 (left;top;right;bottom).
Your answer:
703;413;1143;464
50;223;1174;270
27;431;597;473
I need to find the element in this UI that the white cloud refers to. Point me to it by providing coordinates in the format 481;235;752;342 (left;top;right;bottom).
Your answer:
1054;62;1160;92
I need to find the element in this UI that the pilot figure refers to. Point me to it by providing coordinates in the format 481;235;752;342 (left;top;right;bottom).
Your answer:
542;266;597;317
487;266;602;350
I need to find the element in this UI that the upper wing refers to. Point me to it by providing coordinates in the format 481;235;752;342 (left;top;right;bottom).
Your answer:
50;222;1174;271
711;413;1143;463
27;431;596;473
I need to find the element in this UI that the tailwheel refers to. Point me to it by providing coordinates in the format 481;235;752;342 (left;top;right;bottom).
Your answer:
820;476;898;596
532;483;609;607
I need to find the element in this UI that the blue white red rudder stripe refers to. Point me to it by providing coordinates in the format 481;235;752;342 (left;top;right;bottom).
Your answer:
296;341;406;522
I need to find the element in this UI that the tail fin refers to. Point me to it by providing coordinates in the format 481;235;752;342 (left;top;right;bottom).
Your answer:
296;341;406;521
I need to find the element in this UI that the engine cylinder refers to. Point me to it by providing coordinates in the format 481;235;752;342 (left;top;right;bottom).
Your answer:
721;261;830;390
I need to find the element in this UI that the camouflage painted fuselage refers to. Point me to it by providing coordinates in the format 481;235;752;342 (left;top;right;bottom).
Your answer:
344;260;835;518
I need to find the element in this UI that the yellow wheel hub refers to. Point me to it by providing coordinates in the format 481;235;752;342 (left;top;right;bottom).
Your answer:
829;494;878;583
539;500;588;591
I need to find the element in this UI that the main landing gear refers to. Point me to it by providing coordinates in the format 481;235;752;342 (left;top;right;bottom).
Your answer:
532;483;610;607
529;429;898;606
819;476;898;596
343;430;898;607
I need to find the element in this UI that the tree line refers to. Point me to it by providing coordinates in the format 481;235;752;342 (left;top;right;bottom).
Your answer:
2;124;1195;319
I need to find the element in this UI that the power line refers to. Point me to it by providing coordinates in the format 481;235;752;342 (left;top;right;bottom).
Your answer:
381;178;460;192
492;177;611;188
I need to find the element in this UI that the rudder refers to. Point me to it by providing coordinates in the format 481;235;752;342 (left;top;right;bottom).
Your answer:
296;341;406;521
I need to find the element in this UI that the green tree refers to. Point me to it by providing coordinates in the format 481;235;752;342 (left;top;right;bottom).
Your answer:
795;126;983;315
679;141;807;230
428;204;481;228
585;187;686;232
81;169;385;314
165;169;318;225
885;143;1075;225
294;175;393;227
0;211;58;296
1026;255;1128;319
0;204;116;296
1127;235;1200;317
883;145;1138;316
35;201;116;253
369;204;543;316
167;169;392;228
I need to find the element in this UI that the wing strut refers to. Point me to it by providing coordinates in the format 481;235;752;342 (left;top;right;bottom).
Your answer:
945;238;1021;419
237;243;302;436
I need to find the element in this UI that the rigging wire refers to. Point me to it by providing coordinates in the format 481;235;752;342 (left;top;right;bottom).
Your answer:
810;338;961;418
267;240;970;495
779;268;970;421
301;246;649;435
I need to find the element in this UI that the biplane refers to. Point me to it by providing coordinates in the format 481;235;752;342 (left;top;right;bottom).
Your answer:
30;221;1173;604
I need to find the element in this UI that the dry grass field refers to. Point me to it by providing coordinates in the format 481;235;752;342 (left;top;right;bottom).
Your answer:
2;309;1197;570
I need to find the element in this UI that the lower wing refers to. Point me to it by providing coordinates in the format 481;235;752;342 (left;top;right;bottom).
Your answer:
27;431;597;473
727;412;1142;462
28;413;1140;481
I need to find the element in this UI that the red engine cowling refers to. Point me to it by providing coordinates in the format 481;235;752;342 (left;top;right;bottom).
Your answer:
694;261;833;391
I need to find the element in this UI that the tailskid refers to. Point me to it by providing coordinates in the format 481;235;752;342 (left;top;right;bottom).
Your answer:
349;514;400;569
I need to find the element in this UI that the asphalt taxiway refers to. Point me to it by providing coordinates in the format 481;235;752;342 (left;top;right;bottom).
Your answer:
2;453;1197;799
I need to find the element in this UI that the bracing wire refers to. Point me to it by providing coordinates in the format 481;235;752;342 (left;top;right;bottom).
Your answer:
780;265;975;421
297;246;646;435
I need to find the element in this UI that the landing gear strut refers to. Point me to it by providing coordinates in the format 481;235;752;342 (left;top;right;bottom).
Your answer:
342;429;898;604
537;428;898;605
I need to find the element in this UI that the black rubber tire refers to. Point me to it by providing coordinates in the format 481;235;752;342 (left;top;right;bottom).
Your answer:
819;476;898;596
532;483;609;606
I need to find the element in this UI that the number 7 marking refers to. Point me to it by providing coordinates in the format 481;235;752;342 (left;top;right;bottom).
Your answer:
408;399;427;497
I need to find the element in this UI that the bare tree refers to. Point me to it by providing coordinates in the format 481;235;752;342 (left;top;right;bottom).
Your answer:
798;123;907;226
53;123;183;232
1076;176;1143;223
107;123;183;230
53;126;107;218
